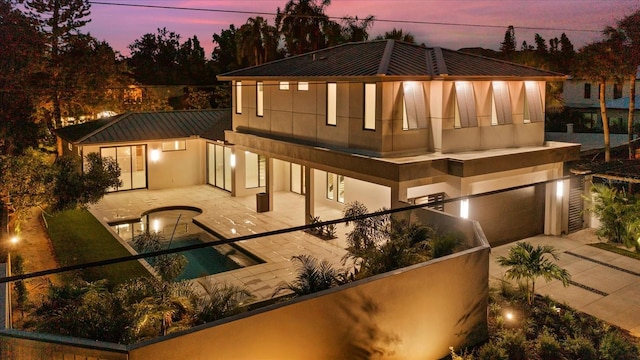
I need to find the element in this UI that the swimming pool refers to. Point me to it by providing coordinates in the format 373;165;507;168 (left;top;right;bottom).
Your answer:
111;207;262;280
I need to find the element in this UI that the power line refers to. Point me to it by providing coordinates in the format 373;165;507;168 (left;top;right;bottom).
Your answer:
88;1;602;34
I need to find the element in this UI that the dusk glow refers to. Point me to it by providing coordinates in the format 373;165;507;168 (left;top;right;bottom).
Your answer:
86;0;636;57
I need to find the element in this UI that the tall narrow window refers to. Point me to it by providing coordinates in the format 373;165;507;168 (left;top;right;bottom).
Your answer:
402;81;428;130
524;81;543;123
256;82;264;117
613;83;622;99
326;173;335;200
337;175;345;203
236;81;242;114
491;81;512;125
327;83;337;125
364;83;376;130
454;82;477;128
583;83;591;99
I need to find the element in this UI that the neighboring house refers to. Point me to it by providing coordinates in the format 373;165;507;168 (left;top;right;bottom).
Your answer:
55;109;231;191
562;66;640;132
218;40;580;245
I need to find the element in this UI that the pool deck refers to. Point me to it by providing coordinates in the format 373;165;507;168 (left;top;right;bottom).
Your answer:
90;185;348;300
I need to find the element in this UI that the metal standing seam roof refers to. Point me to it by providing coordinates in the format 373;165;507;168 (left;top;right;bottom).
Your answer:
218;39;565;79
55;109;232;145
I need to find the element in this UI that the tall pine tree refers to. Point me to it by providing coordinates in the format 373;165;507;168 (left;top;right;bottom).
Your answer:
24;0;91;129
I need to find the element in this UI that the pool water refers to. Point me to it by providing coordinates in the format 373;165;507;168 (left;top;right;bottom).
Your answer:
156;237;241;281
112;208;261;281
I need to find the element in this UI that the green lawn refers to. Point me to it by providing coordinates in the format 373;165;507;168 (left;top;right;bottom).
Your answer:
46;208;149;286
589;242;640;261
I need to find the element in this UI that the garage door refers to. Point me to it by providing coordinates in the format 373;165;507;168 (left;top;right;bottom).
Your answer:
469;183;546;246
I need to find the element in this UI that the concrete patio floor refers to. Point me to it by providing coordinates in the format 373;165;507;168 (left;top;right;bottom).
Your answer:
91;185;640;336
90;185;349;301
490;228;640;337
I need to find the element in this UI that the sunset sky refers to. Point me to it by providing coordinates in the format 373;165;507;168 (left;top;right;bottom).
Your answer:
86;0;638;57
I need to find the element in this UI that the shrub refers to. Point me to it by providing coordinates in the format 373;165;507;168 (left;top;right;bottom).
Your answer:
536;331;561;360
431;231;464;258
599;332;640;360
476;342;508;360
498;330;527;360
564;336;597;360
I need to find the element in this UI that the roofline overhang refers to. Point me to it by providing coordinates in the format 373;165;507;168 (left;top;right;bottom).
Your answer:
225;132;581;185
217;75;567;82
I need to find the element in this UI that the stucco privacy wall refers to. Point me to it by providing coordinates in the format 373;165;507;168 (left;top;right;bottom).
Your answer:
128;248;488;360
128;208;488;360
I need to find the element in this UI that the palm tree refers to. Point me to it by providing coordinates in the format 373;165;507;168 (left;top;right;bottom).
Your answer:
574;35;626;162
375;28;416;44
236;16;278;67
275;0;332;56
273;254;346;297
340;15;375;42
497;242;570;305
617;10;640;159
195;280;253;323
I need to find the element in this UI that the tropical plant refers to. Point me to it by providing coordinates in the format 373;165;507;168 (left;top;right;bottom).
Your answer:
586;183;640;247
342;201;441;278
616;10;640;159
375;28;416;43
599;331;640;360
236;16;279;67
195;280;253;323
496;241;570;305
275;0;334;56
273;254;346;297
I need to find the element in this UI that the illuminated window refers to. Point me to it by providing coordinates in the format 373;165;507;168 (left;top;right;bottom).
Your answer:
327;173;335;200
279;81;289;90
491;81;513;125
524;81;543;123
257;82;264;117
162;140;186;152
327;83;337;125
236;81;242;114
454;82;477;128
364;83;376;130
298;82;309;91
402;81;428;130
337;175;345;203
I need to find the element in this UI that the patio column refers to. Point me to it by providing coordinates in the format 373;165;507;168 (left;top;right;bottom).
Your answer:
544;179;568;235
304;167;315;224
266;157;274;211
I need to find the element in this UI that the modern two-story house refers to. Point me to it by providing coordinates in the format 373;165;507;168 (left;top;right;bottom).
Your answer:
218;40;580;245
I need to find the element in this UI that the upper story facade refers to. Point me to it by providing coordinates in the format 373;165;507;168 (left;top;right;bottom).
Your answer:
563;66;640;109
219;40;565;156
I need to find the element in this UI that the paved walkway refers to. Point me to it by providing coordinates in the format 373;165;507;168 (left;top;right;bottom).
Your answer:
490;228;640;336
90;185;348;301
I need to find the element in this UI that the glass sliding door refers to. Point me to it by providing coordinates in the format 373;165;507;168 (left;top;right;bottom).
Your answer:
101;145;147;192
207;143;233;192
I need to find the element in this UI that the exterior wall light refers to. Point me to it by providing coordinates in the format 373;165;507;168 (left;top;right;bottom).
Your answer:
460;199;469;219
556;180;563;198
150;149;160;162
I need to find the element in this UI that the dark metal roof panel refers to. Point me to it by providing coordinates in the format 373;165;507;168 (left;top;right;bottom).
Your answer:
219;40;565;79
442;48;563;77
56;110;232;144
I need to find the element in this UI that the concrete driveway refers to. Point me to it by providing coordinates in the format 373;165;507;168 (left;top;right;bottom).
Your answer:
490;228;640;336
